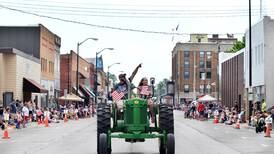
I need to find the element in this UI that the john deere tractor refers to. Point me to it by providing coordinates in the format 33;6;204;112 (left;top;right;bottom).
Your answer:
97;78;175;154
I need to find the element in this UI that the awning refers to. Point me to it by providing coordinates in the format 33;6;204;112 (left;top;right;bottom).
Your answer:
197;95;217;102
78;72;87;79
80;85;95;97
23;78;48;93
79;85;91;99
58;93;84;102
73;87;85;98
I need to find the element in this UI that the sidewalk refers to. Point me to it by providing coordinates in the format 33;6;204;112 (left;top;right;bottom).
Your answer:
1;119;72;134
206;118;274;136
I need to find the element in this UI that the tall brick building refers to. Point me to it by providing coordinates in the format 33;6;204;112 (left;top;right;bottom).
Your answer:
172;34;236;104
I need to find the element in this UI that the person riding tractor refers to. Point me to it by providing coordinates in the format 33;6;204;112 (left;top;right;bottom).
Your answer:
97;63;175;154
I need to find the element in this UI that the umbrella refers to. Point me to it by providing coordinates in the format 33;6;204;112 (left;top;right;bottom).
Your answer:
58;93;84;102
197;95;217;102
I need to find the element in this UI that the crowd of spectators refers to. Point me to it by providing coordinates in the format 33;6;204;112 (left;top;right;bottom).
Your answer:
183;99;274;133
0;99;95;130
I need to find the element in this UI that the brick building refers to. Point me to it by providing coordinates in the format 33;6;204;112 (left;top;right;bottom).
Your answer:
85;57;107;102
172;34;236;103
60;50;94;106
221;50;245;110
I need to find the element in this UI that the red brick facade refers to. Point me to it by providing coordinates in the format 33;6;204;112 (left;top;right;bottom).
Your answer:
60;50;91;96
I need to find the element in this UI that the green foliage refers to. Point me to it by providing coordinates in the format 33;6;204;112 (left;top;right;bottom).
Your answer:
156;78;169;95
108;73;117;86
229;41;245;53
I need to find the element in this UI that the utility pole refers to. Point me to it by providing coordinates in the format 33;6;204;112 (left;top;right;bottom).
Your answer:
260;0;263;19
76;43;80;96
248;0;253;125
95;52;98;104
217;42;220;103
67;53;70;93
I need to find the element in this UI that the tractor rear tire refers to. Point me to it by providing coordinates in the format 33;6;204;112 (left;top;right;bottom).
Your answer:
97;103;111;153
159;104;174;134
166;133;175;154
98;133;108;154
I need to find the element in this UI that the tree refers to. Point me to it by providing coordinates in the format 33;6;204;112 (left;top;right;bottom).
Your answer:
229;40;245;53
108;73;117;87
156;78;169;96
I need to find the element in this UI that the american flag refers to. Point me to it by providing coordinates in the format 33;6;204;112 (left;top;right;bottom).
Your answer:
140;86;151;96
111;90;125;101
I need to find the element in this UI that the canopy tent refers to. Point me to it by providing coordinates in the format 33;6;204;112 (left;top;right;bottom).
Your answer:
197;95;217;102
58;93;84;102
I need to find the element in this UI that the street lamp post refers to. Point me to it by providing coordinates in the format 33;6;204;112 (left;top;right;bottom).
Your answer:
107;62;120;99
166;81;175;106
94;48;114;104
76;37;98;97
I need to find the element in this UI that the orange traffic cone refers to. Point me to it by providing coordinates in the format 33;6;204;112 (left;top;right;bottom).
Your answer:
64;114;68;123
2;128;10;139
265;124;271;137
44;117;49;127
213;116;219;124
235;119;240;129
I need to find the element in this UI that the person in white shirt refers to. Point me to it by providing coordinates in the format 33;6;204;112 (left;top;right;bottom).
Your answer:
3;108;10;123
74;108;79;119
43;108;51;120
22;103;29;128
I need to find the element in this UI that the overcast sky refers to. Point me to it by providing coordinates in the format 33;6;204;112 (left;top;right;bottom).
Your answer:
0;0;273;85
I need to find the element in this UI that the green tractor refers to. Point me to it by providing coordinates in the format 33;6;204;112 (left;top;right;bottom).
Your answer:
97;78;175;154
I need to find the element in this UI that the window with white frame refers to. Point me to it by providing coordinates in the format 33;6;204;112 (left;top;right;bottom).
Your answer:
200;85;204;93
184;84;190;93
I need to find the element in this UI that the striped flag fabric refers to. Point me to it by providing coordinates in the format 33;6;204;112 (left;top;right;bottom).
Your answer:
140;86;151;96
111;90;125;101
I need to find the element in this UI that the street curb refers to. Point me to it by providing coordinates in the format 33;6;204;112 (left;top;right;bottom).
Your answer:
204;119;274;135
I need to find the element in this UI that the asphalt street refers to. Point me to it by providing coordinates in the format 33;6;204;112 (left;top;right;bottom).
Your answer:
1;111;274;154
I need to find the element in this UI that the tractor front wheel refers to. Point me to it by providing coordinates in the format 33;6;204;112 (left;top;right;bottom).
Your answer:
97;103;111;153
159;104;174;134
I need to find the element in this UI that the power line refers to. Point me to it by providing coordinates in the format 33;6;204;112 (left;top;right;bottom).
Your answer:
0;4;245;35
4;0;270;9
9;9;273;19
2;3;272;19
0;1;271;13
0;4;187;35
2;3;270;16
